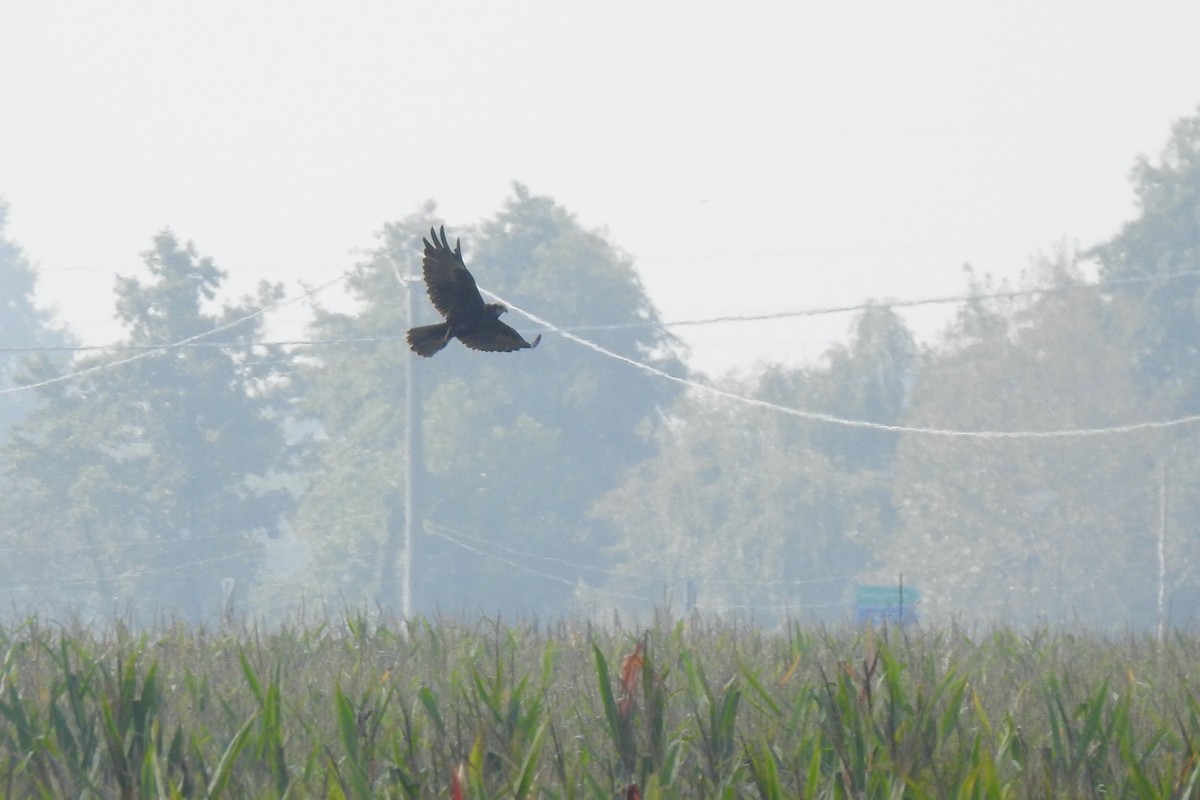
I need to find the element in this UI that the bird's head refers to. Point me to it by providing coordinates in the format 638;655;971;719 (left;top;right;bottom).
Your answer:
485;302;508;319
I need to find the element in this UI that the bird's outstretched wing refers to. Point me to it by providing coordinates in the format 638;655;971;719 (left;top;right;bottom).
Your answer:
457;320;543;353
421;226;487;320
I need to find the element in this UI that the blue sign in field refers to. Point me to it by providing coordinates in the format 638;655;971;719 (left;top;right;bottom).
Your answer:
855;584;919;625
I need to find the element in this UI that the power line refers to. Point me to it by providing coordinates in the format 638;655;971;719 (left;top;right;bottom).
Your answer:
426;523;851;615
0;271;351;395
6;266;1200;356
427;522;851;588
482;288;1200;440
10;270;1186;439
566;266;1200;332
0;530;256;555
425;524;655;605
1;550;260;595
0;335;402;354
5;256;1199;437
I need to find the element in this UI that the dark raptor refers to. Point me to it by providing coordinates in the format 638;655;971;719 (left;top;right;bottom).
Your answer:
406;226;542;357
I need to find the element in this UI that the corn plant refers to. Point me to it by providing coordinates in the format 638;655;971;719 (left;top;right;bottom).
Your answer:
2;613;1200;798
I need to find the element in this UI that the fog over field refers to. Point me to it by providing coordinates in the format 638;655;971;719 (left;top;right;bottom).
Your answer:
1;4;1199;629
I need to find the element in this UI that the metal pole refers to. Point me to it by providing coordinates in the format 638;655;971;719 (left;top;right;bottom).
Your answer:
1156;460;1166;644
402;251;415;621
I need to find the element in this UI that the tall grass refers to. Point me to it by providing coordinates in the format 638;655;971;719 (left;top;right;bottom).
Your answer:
2;612;1199;798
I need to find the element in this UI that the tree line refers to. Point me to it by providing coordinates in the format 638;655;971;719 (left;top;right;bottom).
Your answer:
2;110;1200;628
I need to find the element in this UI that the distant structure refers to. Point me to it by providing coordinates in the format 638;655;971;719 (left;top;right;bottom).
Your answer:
855;583;919;625
221;577;236;627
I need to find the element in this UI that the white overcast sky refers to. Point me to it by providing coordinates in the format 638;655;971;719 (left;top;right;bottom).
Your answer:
2;2;1199;375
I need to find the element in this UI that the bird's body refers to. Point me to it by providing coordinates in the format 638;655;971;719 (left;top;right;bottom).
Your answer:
406;226;542;357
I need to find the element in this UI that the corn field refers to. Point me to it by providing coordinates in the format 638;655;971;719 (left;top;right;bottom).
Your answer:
3;612;1200;798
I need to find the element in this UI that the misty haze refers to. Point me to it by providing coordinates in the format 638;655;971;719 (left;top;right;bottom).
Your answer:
3;5;1200;795
3;151;1200;628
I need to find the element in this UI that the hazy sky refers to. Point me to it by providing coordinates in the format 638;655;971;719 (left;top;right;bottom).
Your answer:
2;2;1199;375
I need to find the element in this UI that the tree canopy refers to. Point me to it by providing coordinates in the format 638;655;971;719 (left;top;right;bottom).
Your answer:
5;102;1200;630
0;201;73;434
882;254;1167;625
0;231;290;621
1091;112;1200;408
592;308;912;622
287;186;685;617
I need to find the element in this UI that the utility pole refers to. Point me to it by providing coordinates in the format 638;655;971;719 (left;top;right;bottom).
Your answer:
380;250;418;621
401;250;415;620
1156;460;1167;644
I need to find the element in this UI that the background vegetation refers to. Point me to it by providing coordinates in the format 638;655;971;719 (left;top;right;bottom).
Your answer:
1;109;1200;628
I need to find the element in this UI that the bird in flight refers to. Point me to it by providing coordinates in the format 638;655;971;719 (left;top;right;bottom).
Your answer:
406;226;543;357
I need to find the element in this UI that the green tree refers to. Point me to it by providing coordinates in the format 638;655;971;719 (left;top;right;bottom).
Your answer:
805;306;916;470
1090;108;1200;408
0;231;290;621
1087;108;1200;624
593;309;913;622
0;200;73;433
289;187;684;617
883;256;1166;626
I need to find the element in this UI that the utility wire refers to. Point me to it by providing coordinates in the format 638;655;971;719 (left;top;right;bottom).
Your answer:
5;258;1199;436
0;530;256;554
427;523;849;614
1;550;260;594
427;522;851;588
425;524;655;605
6;265;1200;355
0;271;351;395
565;266;1200;331
482;288;1200;439
0;335;402;354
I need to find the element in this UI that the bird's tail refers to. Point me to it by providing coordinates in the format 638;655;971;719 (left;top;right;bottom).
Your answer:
406;323;452;357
